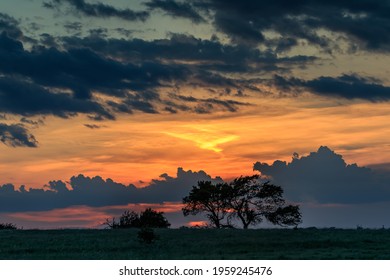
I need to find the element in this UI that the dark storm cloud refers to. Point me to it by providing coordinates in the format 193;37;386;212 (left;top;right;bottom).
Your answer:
0;32;255;128
0;168;221;212
39;33;59;48
305;75;390;101
0;32;189;98
0;32;208;120
43;0;149;22
55;33;316;109
167;0;390;52
0;12;23;39
274;74;390;101
214;12;265;45
0;123;38;148
62;34;316;79
253;146;390;204
145;0;205;23
61;33;315;73
0;76;114;120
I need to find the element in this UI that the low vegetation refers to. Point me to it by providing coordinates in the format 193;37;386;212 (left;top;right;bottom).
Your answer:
1;228;390;259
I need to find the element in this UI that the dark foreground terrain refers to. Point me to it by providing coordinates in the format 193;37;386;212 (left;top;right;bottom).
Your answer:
1;228;390;259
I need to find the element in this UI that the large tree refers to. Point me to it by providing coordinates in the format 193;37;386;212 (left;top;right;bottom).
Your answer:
182;175;302;229
226;175;301;229
182;181;231;228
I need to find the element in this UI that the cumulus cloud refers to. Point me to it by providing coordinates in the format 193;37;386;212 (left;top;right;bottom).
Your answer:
0;168;222;212
254;146;390;204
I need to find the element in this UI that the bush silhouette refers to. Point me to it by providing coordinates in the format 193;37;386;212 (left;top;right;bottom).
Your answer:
138;208;171;228
104;208;170;229
0;223;17;230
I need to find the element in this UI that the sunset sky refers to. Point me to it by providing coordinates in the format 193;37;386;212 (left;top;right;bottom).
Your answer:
1;0;390;229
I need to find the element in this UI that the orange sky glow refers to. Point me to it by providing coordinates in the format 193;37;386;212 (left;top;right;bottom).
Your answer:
1;93;389;189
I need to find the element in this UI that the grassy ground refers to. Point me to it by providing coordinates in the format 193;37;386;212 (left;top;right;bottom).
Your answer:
1;228;390;259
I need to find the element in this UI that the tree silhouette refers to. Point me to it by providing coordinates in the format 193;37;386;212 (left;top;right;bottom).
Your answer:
139;208;171;228
182;175;302;229
226;175;301;229
182;181;231;228
104;208;170;229
104;210;140;229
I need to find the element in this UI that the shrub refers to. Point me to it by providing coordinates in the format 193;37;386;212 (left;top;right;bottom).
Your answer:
0;223;17;230
104;208;170;229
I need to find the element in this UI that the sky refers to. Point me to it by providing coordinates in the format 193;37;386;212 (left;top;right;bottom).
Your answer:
1;0;390;229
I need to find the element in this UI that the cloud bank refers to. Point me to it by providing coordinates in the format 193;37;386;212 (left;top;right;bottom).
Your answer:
254;146;390;204
0;167;221;212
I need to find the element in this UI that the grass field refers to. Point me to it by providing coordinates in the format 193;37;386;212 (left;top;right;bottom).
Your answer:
1;228;390;259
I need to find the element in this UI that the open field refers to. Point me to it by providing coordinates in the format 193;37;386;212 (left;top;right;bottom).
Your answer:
1;228;390;259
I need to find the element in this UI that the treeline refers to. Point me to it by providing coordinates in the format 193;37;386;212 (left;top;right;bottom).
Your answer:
0;223;17;230
104;208;170;229
106;175;301;230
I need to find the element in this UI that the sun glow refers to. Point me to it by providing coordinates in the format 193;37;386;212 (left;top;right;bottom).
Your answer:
165;125;239;153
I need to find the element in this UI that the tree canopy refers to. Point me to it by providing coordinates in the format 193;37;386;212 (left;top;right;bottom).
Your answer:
182;175;302;229
182;181;231;228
